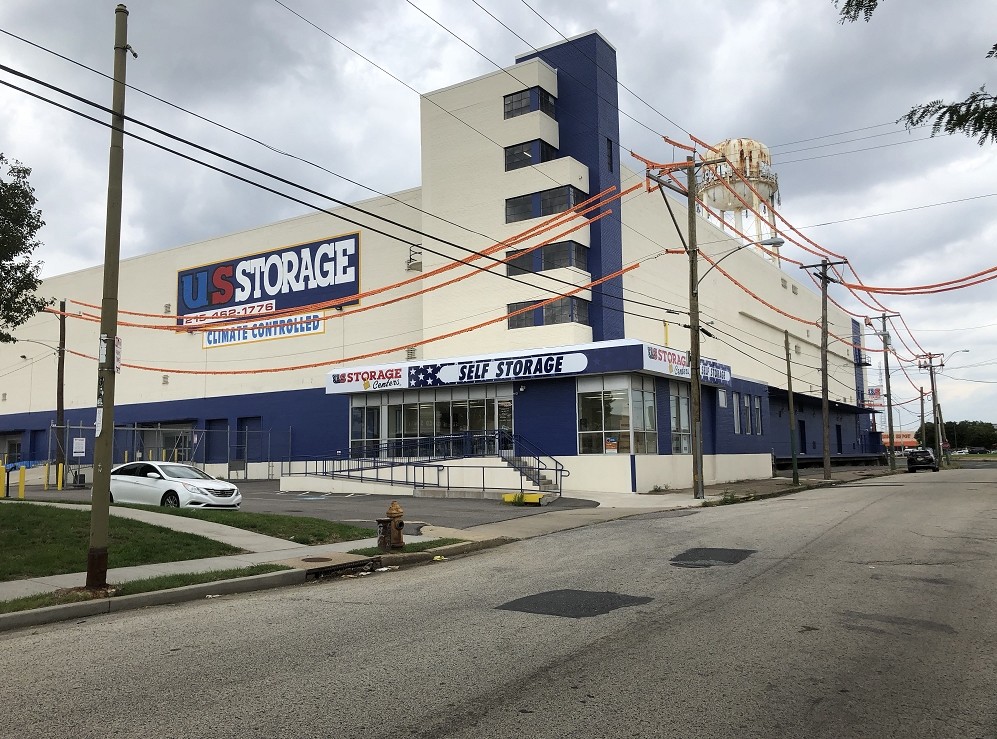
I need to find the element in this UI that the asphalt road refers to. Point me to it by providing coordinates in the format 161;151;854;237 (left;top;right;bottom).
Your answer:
3;468;996;738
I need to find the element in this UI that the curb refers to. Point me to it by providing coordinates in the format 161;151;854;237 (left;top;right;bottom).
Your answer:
377;537;516;566
0;569;306;633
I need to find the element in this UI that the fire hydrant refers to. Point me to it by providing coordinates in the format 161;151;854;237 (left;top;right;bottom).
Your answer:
378;500;405;551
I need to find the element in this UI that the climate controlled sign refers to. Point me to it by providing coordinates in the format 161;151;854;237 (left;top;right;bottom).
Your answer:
177;233;360;326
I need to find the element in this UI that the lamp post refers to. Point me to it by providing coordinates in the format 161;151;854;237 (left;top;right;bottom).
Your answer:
14;338;65;467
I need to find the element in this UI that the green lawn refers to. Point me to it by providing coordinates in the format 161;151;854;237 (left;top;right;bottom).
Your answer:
0;503;243;581
0;564;290;614
120;505;376;546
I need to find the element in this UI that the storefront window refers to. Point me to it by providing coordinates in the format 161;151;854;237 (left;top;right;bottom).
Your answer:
357;385;513;458
577;375;654;454
670;382;691;454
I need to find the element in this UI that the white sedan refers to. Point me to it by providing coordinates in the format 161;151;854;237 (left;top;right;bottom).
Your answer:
108;461;242;509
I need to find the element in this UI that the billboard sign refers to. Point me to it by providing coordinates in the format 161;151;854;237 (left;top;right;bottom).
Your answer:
177;233;360;326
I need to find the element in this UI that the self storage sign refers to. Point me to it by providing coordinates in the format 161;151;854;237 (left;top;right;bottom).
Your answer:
177;234;360;325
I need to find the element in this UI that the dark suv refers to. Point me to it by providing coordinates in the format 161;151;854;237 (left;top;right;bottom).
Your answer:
907;448;938;473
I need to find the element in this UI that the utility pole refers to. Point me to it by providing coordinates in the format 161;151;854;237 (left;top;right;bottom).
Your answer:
918;354;943;465
920;387;926;447
686;156;705;500
87;4;132;590
800;259;846;480
56;298;66;471
879;313;900;471
784;330;799;485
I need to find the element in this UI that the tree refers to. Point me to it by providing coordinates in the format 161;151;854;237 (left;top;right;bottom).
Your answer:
0;153;49;343
835;1;997;145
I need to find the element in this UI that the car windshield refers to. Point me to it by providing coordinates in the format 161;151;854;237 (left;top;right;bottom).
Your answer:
159;464;214;480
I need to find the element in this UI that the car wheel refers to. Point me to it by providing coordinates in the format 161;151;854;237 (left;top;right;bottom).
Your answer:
162;491;180;508
932;467;939;472
907;468;914;473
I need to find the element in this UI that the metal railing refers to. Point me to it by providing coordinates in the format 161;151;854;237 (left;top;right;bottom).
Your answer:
284;430;567;496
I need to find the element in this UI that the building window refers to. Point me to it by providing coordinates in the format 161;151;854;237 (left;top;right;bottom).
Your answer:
743;394;752;435
505;143;532;171
507;301;538;329
505;250;532;276
505;194;533;223
718;389;728;408
504;140;559;171
578;375;640;455
670;382;691;454
732;391;741;434
507;297;589;329
753;396;763;435
506;241;588;276
540;185;587;216
504;87;556;120
504;89;532;119
606;137;614;172
538;88;556;118
631;375;657;454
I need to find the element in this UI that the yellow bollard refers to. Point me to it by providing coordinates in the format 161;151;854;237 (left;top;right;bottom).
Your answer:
44;462;50;491
124;450;129;463
57;462;64;491
18;466;25;499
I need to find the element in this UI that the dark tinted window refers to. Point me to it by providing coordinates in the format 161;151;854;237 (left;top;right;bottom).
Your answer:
505;194;533;223
503;90;531;119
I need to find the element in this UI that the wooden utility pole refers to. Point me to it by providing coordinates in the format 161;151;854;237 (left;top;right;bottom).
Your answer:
800;259;846;480
686;157;705;500
55;298;66;470
88;4;133;589
880;313;900;471
784;330;799;485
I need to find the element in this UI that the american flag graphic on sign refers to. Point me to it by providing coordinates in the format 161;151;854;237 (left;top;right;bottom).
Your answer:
408;363;446;387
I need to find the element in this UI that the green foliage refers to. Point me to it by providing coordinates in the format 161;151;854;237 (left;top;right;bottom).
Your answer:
835;1;997;146
0;154;49;343
834;0;881;24
0;503;242;581
121;504;376;546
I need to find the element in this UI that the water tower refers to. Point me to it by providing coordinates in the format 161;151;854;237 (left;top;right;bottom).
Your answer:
699;138;781;261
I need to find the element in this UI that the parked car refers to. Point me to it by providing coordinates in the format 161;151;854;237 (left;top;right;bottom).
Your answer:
108;461;242;508
907;448;938;473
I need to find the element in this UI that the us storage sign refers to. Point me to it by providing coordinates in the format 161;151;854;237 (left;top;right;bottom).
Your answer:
177;234;360;326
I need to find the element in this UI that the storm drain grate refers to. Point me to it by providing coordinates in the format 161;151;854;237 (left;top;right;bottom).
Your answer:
301;557;333;563
670;547;757;568
496;589;652;619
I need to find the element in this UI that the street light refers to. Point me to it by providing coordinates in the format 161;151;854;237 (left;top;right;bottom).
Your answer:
14;338;65;469
697;237;786;285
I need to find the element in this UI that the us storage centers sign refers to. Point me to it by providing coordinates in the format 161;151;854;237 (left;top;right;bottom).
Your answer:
176;233;359;348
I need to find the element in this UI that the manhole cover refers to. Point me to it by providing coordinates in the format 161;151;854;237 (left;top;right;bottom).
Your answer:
301;557;333;563
496;589;652;619
670;547;756;568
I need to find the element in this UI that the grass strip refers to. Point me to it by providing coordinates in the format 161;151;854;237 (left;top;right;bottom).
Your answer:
119;505;375;546
0;503;242;581
0;564;290;614
348;537;467;556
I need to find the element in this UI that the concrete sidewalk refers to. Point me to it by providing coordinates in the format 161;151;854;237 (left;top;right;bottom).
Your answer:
0;465;894;630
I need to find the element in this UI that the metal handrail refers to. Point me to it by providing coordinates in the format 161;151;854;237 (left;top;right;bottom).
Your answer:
283;430;567;495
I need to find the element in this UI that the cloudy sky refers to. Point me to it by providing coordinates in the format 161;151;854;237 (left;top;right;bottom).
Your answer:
1;0;995;430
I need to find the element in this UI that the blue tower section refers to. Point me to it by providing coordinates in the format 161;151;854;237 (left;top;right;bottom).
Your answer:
516;32;625;340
